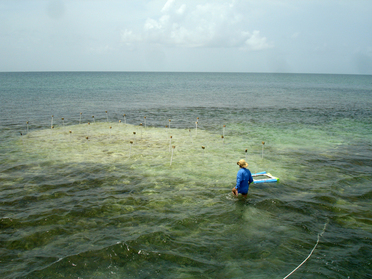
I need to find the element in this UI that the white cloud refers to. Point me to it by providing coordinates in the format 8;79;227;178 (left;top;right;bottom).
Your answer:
121;0;273;50
161;0;175;13
176;4;186;15
242;30;271;51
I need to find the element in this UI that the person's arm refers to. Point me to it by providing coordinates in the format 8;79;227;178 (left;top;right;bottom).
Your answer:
232;187;238;196
236;170;243;190
232;170;242;196
248;171;253;185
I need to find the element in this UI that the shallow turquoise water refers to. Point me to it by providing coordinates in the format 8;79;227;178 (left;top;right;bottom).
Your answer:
0;72;371;278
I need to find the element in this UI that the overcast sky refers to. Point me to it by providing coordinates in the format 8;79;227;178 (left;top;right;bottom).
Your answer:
1;0;371;74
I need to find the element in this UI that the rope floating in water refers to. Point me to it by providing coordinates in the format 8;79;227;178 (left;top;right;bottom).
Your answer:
283;219;329;279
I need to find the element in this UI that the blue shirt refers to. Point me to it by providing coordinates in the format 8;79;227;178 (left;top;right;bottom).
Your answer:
235;168;253;194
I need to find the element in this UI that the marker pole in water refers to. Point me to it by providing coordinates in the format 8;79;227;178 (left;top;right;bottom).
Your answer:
92;115;95;123
123;114;126;124
51;115;54;129
246;149;251;172
129;141;133;157
140;123;143;138
79;112;82;124
195;122;198;135
221;135;224;144
86;136;89;151
105;111;108;122
169;119;171;129
262;141;265;159
144;116;147;128
26;121;29;134
170;145;175;166
62;118;65;126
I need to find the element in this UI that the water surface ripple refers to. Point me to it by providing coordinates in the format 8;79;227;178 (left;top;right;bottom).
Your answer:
0;72;371;278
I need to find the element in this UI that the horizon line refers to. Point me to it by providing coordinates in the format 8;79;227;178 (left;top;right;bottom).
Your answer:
0;70;371;76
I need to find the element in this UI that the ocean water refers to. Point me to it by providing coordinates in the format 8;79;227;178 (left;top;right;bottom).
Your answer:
0;72;371;278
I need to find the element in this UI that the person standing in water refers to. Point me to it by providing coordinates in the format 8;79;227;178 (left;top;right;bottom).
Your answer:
232;159;253;198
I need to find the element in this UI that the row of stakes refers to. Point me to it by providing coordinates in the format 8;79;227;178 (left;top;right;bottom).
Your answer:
22;114;267;163
25;114;198;134
22;113;199;128
59;114;200;130
51;112;118;128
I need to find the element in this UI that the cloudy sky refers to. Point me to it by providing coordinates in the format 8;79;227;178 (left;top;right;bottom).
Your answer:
1;0;371;74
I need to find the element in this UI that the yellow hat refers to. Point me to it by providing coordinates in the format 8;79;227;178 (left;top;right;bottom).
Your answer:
237;159;248;168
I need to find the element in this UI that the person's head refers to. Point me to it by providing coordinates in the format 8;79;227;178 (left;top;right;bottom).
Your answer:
237;159;248;168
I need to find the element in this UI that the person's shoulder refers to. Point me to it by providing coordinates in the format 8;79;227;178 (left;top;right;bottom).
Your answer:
240;168;248;174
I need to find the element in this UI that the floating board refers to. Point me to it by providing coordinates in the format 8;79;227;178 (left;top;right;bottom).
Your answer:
252;171;279;183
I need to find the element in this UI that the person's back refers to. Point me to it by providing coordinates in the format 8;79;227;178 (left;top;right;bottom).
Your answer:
236;167;252;194
232;159;253;197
